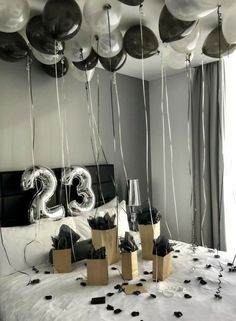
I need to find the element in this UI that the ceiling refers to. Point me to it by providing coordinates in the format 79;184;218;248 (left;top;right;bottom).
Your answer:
28;0;235;81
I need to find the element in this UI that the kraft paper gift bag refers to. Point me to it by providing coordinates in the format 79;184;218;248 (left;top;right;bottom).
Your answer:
152;252;172;281
138;223;160;260
52;248;72;273
87;258;108;286
92;227;120;265
121;251;139;280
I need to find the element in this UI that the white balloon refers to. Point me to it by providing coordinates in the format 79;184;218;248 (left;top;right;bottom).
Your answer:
0;0;30;32
165;49;193;69
91;29;123;58
222;3;236;45
166;0;217;21
83;0;122;34
64;29;92;62
32;47;63;65
70;63;95;83
170;24;200;54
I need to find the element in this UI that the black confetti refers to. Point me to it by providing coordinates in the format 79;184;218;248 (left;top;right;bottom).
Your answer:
80;282;87;287
133;291;141;296
174;311;183;318
214;254;220;259
111;267;117;270
114;309;122;314
143;271;149;275
140;279;146;282
107;304;114;311
114;284;122;290
227;262;233;266
28;279;40;285
193;258;199;261
76;277;83;281
44;295;52;300
149;294;156;298
44;271;50;274
122;282;129;286
136;283;143;287
206;264;212;269
173;255;178;258
215;294;222;299
184;294;192;299
184;280;191;284
106;292;114;297
200;279;207;285
131;311;140;317
175;250;180;253
197;277;203;281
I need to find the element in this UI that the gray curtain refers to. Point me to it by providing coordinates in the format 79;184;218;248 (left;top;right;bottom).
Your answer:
191;61;226;250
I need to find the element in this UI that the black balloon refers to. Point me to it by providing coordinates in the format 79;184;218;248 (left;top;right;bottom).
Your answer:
42;0;82;41
41;57;69;78
99;49;127;72
26;15;64;55
202;26;236;58
159;5;197;43
118;0;144;5
73;49;98;71
124;25;158;59
0;32;29;62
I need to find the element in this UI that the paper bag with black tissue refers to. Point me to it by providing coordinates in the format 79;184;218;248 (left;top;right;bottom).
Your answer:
120;232;139;280
88;213;120;265
87;246;108;285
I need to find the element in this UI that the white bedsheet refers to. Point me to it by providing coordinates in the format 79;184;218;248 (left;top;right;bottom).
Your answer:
0;241;236;321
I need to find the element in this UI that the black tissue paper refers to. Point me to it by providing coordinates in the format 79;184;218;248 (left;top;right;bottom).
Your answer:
120;232;138;253
153;235;173;257
88;213;116;230
137;207;161;225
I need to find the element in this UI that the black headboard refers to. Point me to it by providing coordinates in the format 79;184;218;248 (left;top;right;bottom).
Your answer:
0;164;116;227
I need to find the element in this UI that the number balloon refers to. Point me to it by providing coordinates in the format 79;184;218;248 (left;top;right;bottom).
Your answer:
61;166;96;215
21;166;65;223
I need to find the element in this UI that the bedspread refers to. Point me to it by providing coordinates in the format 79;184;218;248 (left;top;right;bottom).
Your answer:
0;241;236;321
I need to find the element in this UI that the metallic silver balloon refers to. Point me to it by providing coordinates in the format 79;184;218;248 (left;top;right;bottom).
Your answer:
21;166;65;224
0;0;30;33
32;47;63;65
64;29;92;62
61;166;96;215
83;0;122;34
91;29;123;58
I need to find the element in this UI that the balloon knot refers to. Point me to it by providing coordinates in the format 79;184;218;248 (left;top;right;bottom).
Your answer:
104;3;111;10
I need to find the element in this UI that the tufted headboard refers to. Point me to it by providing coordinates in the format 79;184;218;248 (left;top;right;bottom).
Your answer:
0;164;116;227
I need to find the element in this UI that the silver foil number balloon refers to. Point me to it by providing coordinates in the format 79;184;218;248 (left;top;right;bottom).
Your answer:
62;166;96;215
21;166;65;223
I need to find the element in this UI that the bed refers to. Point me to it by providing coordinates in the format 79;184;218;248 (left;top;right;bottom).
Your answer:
0;165;236;321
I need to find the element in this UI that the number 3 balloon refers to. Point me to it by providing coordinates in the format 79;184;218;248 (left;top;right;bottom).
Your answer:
62;166;96;215
21;166;65;224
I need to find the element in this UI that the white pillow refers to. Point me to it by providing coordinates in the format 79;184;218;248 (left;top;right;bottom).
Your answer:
73;199;130;239
0;217;77;277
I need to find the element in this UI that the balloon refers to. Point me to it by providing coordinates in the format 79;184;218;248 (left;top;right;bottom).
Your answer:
83;0;122;34
222;3;236;44
124;25;158;59
73;49;98;71
165;49;193;69
91;29;123;58
32;47;63;65
170;24;200;53
166;0;216;22
99;49;127;72
202;26;236;58
42;0;82;40
0;0;30;33
21;166;65;224
0;32;29;62
64;29;92;62
26;15;64;55
71;63;95;83
41;57;69;78
159;5;198;43
118;0;144;5
61;166;96;215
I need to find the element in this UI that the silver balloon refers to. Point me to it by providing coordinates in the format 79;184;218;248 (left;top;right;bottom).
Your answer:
61;166;96;215
70;63;95;82
222;3;236;45
91;29;123;58
21;166;65;224
0;0;30;33
64;29;92;62
32;47;63;65
83;0;122;34
165;0;217;21
165;48;193;69
170;24;200;54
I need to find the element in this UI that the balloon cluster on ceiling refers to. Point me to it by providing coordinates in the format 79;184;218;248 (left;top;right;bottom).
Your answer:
0;0;236;79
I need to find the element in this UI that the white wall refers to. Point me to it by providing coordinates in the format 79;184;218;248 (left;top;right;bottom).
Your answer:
0;59;149;202
149;72;193;243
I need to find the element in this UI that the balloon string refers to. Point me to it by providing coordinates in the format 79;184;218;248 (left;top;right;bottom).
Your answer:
200;60;207;247
161;54;173;239
139;6;154;230
164;64;180;241
112;73;128;187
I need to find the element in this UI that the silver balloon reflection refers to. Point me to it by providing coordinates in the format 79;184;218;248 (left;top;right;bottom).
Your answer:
61;166;96;215
32;47;63;65
83;0;122;34
21;166;65;224
92;29;123;58
0;0;30;32
64;29;92;62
